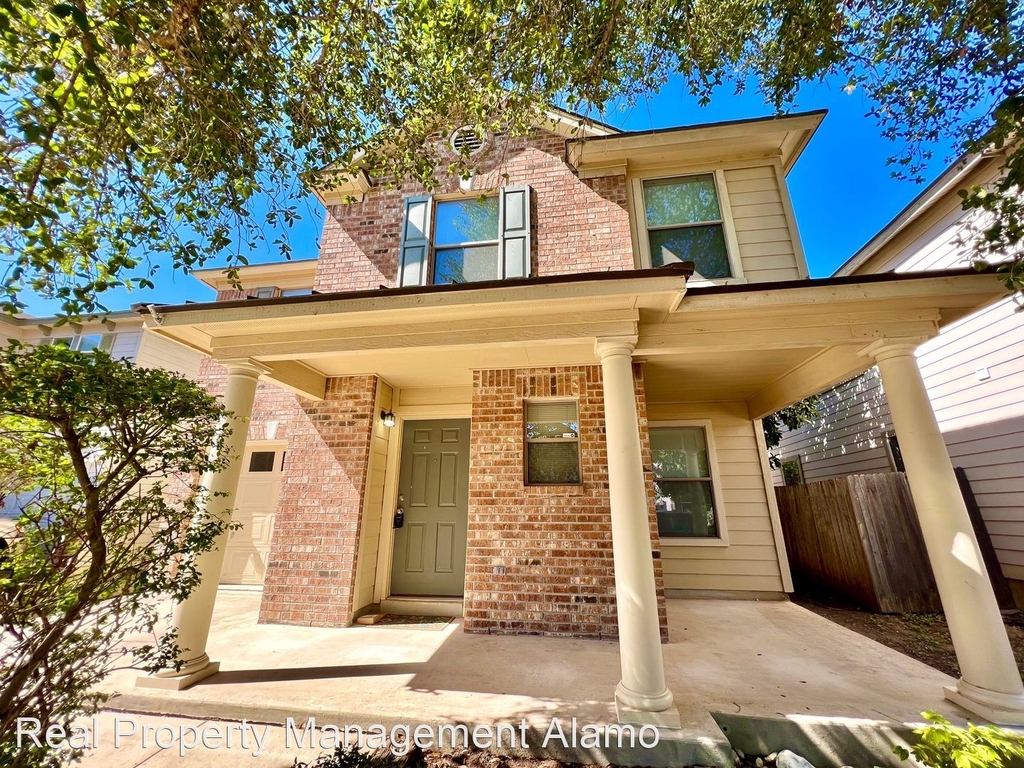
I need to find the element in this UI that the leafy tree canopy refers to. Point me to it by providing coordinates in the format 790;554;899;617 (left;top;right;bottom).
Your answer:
0;0;1021;316
0;342;230;766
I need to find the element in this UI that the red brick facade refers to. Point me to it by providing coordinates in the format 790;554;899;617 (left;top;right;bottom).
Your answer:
201;356;378;627
314;129;634;294
198;126;670;637
464;365;668;640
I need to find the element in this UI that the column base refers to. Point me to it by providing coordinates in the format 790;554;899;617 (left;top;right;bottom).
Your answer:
615;699;682;729
136;661;220;691
944;681;1024;725
614;681;678;727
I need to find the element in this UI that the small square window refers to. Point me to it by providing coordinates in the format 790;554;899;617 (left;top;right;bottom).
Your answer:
651;427;720;538
253;287;276;299
524;401;581;485
642;174;731;278
248;451;276;472
781;457;804;486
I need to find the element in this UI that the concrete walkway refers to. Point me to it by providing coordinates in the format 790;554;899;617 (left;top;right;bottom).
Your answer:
82;590;970;767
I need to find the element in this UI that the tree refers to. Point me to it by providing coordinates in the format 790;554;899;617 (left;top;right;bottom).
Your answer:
763;397;822;469
0;342;230;767
1;0;1021;317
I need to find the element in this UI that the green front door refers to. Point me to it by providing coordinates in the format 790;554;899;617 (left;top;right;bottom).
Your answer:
390;418;470;596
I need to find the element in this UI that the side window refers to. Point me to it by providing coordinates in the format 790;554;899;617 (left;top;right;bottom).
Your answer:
398;186;532;287
524;401;581;485
651;426;721;538
781;457;804;486
248;451;277;473
640;174;731;278
886;432;905;472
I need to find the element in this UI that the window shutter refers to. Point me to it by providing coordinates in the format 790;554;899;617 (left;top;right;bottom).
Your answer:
498;185;531;279
399;195;432;287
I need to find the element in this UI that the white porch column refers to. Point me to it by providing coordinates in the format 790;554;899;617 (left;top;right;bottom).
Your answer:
138;358;267;691
595;338;677;725
868;340;1024;724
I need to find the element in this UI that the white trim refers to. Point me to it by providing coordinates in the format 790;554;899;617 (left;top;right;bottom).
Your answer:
373;400;473;604
649;419;730;547
631;169;745;285
753;418;795;592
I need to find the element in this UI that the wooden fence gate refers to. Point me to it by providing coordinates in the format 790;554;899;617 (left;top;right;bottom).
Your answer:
775;473;942;612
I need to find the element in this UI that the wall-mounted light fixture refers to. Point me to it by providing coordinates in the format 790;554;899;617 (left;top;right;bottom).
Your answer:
380;409;396;428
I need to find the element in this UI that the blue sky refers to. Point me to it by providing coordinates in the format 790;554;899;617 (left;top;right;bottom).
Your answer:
19;75;959;316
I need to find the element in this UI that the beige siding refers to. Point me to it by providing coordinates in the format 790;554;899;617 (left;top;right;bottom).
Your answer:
353;380;394;612
649;401;786;593
917;296;1024;579
109;330;142;360
134;330;202;379
724;166;803;283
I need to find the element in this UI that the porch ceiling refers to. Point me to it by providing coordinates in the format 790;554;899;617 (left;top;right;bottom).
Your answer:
144;269;1006;418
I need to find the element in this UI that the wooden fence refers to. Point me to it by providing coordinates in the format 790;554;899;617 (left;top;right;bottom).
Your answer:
775;473;942;613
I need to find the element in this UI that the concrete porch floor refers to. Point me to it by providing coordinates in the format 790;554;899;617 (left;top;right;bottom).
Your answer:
90;590;973;767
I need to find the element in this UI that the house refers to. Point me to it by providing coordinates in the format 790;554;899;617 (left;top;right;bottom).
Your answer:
134;109;1024;725
771;150;1024;609
0;310;204;530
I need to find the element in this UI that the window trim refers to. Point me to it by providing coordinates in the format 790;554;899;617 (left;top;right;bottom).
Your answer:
631;168;745;284
780;455;805;486
523;398;583;487
430;194;501;285
649;419;729;547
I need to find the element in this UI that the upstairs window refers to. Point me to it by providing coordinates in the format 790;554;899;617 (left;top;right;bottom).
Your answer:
399;186;532;287
45;333;113;352
433;197;500;284
641;174;732;278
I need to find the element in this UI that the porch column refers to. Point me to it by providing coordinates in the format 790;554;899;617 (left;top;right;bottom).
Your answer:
137;358;267;691
868;340;1024;724
595;338;676;724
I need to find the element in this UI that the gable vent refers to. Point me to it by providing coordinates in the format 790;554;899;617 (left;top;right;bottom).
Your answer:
451;126;485;155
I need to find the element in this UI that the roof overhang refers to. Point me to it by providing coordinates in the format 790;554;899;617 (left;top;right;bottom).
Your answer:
565;110;826;178
141;266;1005;415
191;259;319;292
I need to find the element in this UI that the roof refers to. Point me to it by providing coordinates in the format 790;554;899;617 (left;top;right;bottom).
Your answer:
834;151;1005;277
142;262;696;315
565;110;826;177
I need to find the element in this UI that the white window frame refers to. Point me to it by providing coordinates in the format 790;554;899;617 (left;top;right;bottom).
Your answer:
253;286;276;298
431;193;501;284
780;455;805;486
649;419;729;547
631;168;745;284
45;333;113;352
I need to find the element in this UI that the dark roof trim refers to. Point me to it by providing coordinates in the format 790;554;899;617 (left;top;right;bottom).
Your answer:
138;262;696;315
565;109;828;144
687;264;1003;296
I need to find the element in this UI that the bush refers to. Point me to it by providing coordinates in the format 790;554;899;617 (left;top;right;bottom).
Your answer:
894;712;1024;768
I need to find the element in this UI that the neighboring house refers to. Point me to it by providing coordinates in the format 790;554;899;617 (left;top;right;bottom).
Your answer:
0;309;204;523
137;110;1022;724
772;151;1024;606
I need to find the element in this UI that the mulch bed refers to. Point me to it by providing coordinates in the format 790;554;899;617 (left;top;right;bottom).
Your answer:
794;593;1024;678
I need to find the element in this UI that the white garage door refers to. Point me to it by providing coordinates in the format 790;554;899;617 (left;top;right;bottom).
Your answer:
220;447;284;586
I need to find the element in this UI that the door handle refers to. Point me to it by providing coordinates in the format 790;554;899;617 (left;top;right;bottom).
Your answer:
393;508;405;529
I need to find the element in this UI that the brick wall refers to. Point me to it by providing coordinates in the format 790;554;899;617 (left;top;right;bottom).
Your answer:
200;356;377;627
259;375;378;627
314;129;634;293
464;364;668;640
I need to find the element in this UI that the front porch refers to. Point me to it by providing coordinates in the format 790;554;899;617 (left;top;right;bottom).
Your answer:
102;589;970;767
